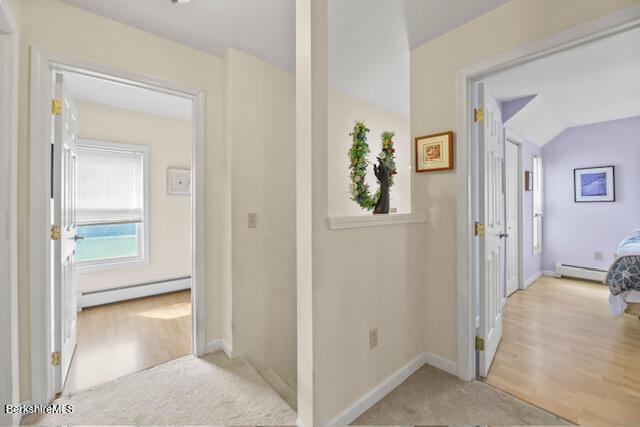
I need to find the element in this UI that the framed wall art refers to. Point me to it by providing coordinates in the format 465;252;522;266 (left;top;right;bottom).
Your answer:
415;131;454;173
574;166;614;202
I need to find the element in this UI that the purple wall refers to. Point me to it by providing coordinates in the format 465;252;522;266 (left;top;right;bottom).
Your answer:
502;95;536;123
542;116;640;271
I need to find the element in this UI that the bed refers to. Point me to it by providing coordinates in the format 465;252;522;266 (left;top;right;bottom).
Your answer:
605;231;640;317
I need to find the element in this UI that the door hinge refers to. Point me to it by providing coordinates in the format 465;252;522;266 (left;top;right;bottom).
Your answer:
475;336;485;351
52;98;62;116
474;107;484;123
475;222;485;236
51;225;61;241
51;351;61;366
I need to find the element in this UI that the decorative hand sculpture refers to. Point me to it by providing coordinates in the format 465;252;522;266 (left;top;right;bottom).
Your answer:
373;159;391;214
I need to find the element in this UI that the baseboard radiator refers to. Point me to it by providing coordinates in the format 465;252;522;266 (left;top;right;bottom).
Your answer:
78;276;191;309
555;263;606;282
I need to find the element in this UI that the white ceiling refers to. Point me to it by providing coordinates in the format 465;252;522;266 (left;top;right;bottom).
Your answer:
484;26;640;146
61;0;509;116
63;71;192;120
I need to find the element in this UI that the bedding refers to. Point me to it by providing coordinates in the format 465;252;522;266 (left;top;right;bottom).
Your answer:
606;230;640;316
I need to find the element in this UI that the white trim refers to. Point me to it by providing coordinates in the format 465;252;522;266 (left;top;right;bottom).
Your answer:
29;47;207;405
524;271;542;289
456;4;640;382
505;134;525;294
327;212;428;230
326;352;429;427
542;270;560;278
0;2;19;424
78;277;191;309
205;339;232;358
423;351;458;376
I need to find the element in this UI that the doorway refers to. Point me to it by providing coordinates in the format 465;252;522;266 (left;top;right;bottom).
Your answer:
29;48;206;405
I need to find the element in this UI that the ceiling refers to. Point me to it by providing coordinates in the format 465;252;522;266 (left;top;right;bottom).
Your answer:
63;71;192;120
61;0;509;116
484;26;640;146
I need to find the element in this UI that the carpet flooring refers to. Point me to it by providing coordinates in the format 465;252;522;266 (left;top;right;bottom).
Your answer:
353;363;570;425
22;351;297;426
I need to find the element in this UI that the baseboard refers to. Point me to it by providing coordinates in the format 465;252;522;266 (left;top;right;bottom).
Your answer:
524;271;542;289
78;276;191;309
326;352;430;427
205;339;232;358
542;270;560;278
423;351;458;376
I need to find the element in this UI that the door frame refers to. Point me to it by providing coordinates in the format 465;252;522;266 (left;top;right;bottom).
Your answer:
504;134;524;297
29;47;207;405
0;1;20;424
455;4;640;381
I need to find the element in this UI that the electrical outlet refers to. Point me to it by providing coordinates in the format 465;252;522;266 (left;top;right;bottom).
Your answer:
248;213;257;229
369;329;378;350
594;251;604;261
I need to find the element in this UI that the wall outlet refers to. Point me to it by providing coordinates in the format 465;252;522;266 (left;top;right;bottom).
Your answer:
594;251;604;261
248;213;257;229
369;328;378;350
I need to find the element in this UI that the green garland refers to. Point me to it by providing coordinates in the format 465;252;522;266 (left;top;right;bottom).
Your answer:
348;121;397;211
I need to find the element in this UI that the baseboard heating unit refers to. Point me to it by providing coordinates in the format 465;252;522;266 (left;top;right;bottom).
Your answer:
555;263;607;282
78;276;191;309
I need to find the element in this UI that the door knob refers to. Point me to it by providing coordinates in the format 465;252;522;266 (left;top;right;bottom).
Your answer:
499;233;509;239
74;235;85;241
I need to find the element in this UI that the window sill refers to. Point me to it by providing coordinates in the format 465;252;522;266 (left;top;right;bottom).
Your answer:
77;257;148;274
327;212;428;230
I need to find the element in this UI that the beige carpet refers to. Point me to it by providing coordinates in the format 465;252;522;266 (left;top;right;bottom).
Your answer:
353;364;571;426
23;351;297;426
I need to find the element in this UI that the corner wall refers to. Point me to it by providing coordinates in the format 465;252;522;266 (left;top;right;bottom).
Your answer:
542;116;640;271
411;0;639;365
225;49;297;387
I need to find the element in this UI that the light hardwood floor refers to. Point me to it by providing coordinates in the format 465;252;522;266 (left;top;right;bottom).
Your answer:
64;290;191;394
483;276;640;427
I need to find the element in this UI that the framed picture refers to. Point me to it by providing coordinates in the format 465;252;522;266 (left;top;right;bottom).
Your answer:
167;168;191;195
415;131;454;172
524;171;533;191
574;166;615;202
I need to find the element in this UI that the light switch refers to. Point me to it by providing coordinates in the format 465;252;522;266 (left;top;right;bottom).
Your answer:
248;213;257;229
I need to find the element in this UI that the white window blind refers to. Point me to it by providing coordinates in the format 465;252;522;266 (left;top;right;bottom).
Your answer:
76;147;144;225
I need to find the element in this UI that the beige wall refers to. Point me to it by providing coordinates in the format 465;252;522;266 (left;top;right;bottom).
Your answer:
75;101;191;292
14;0;227;400
327;90;411;216
225;49;297;387
411;0;639;363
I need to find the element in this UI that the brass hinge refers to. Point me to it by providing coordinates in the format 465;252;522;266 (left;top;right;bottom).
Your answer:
474;107;484;123
475;336;485;351
52;98;62;116
50;225;61;241
475;222;485;236
51;351;61;366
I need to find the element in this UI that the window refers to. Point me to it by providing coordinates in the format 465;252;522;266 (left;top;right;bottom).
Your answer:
532;156;543;254
75;141;148;272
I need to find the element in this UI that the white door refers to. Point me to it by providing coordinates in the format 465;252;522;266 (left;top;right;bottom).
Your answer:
505;140;519;297
477;82;503;377
52;73;79;393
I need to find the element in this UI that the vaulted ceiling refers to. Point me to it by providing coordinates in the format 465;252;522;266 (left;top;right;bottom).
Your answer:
61;0;509;115
484;26;640;146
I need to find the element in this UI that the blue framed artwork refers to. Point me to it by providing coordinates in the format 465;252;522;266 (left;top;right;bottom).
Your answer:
574;166;615;202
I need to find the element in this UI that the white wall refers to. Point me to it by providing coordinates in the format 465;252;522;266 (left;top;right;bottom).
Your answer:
13;0;227;400
327;90;411;216
411;0;639;364
225;49;297;388
75;101;191;293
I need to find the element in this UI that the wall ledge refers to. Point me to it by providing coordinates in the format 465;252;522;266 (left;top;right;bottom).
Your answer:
327;212;428;230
